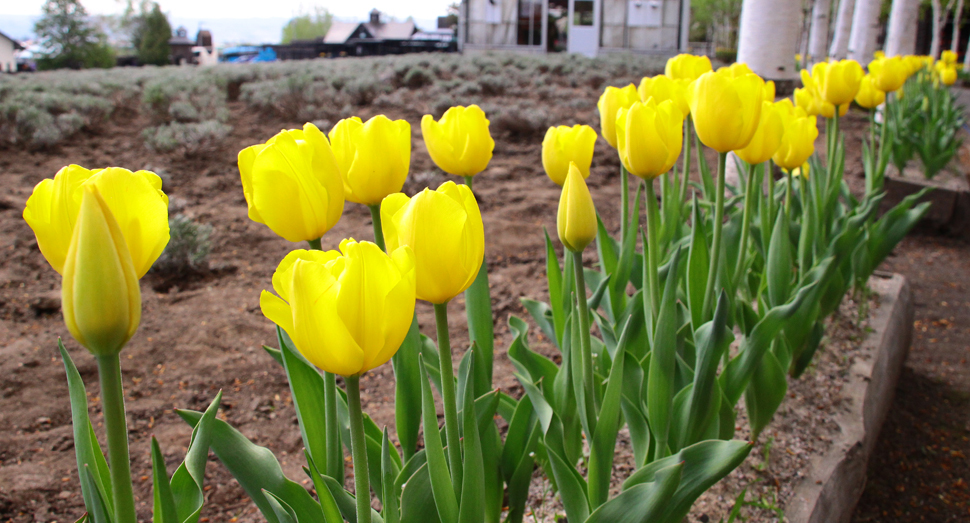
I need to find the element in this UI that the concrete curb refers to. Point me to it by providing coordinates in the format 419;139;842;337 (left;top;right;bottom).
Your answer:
786;272;914;523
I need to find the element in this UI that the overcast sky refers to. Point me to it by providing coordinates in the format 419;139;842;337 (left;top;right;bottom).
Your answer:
4;0;454;21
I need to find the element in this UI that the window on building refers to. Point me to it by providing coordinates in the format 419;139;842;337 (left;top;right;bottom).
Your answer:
574;0;594;26
517;0;542;46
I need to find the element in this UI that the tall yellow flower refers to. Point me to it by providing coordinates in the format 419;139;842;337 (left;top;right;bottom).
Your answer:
797;69;848;118
615;98;684;180
637;74;690;116
736;101;784;165
62;186;141;356
772;100;819;171
23;165;170;277
936;62;958;86
903;55;924;76
665;53;713;82
260;239;416;376
855;74;886;109
421;105;495;177
687;69;765;153
597;84;639;148
557;163;597;253
329;115;411;206
718;62;755;78
238;123;345;243
811;60;864;106
381;181;484;304
868;56;907;92
942;50;958;66
542;124;598;185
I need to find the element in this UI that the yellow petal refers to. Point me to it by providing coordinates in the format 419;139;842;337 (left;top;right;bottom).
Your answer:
557;163;597;252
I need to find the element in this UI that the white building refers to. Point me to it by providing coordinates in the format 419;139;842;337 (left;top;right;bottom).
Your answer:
0;30;24;73
458;0;690;57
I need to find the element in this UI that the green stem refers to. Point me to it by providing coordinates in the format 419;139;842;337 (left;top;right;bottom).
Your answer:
702;152;727;321
368;204;386;252
644;180;661;320
874;93;892;193
463;175;474;191
307;238;322;250
734;162;756;290
345;375;371;523
96;354;136;523
620;165;630;243
433;302;463;497
785;169;794;218
571;250;598;415
680;117;693;204
767;160;776;225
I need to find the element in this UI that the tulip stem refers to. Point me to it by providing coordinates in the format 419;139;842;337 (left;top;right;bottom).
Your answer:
873;94;892;195
620;165;630;242
307;238;322;250
680;117;692;204
368;204;386;252
433;301;463;498
345;374;372;523
734;162;757;291
644;181;661;320
463;175;475;191
571;250;598;417
785;168;794;218
702;152;727;321
96;354;137;523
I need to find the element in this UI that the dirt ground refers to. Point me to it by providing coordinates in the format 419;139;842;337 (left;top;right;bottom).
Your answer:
0;73;966;523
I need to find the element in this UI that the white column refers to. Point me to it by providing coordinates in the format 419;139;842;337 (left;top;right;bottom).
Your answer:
808;0;833;62
737;0;801;81
829;0;856;59
680;0;692;52
885;0;920;57
847;0;882;63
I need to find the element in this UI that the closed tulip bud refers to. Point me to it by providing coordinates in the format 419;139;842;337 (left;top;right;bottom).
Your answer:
615;98;684;180
542;124;597;185
937;63;958;86
772;100;819;171
329;115;411;205
794;86;821;116
798;69;848;118
637;74;690;116
557;162;597;253
810;60;864;106
665;53;713;82
62;186;141;356
763;80;776;102
868;56;907;92
24;165;170;277
855;74;886;109
942;50;958;66
904;55;924;76
381;181;484;304
736;101;784;165
239;123;344;243
421;105;495;177
597;84;639;148
687;69;765;153
874;51;886;60
260;239;416;376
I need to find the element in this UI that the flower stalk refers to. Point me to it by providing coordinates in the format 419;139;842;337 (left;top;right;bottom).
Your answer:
433;302;463;496
345;374;371;523
97;353;137;523
702;151;728;320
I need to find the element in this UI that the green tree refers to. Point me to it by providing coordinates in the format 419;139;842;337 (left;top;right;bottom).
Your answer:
133;3;172;65
691;0;743;49
34;0;114;69
281;7;333;43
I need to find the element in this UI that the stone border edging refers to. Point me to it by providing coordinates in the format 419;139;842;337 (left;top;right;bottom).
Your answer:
785;272;914;523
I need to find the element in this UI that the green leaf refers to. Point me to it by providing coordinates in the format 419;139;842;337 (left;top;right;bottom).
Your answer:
303;450;344;523
151;438;178;523
316;474;384;523
766;210;793;308
382;429;401;523
743;345;788;440
588;318;629;509
506;315;558;394
586;462;682;523
170;390;222;523
393;316;424;461
646;248;682;457
465;261;495;397
418;362;459;523
81;465;112;523
263;490;298;523
519;298;558;346
687;196;711;333
458;360;486;523
544;228;566;347
400;463;441;523
684;293;731;445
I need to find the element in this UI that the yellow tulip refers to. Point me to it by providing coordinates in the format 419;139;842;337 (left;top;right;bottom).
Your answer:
260;239;416;376
421;105;495;177
736;101;784;165
798;69;848;118
855;74;886;109
718;62;755;78
904;55;924;76
24;165;170;277
810;60;864;106
542;124;598;185
942;50;958;66
637;74;690;116
763;80;776;102
615;98;684;180
794;86;821;116
239;123;345;243
329;115;411;206
772;100;819;171
874;51;885;60
868;56;907;92
62;185;141;356
791;163;810;178
665;53;713;82
597;84;639;148
936;62;958;86
381;181;484;304
687;69;765;153
557;162;597;253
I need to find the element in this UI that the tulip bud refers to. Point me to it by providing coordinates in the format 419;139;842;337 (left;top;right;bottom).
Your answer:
542;124;597;185
329;115;411;205
381;181;484;304
260;239;416;376
597;84;639;148
615;98;684;180
868;56;907;92
665;53;713;82
855;74;886;109
62;186;141;356
557;162;597;253
239;123;345;243
687;69;765;153
942;50;958;66
772;100;819;171
637;74;690;117
736;101;784;166
937;63;958;86
810;60;864;106
421;105;495;177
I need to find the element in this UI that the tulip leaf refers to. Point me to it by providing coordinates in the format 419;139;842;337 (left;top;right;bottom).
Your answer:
418;363;459;523
263;345;283;366
519;298;558;347
686;196;711;333
646;248;681;458
506;315;558;394
382;429;401;523
586;269;613;315
543;228;566;347
399;463;441;523
465;260;495;397
315;473;384;523
151;437;178;523
263;490;298;523
392;316;424;461
588;317;629;509
170;390;222;523
684;292;731;446
744;344;788;440
586;462;682;523
303;450;344;523
81;465;113;523
458;360;486;523
59;341;114;518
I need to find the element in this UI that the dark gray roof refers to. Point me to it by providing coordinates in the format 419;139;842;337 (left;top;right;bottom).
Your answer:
0;30;24;50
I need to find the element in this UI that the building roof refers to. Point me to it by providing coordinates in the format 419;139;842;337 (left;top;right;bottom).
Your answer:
324;21;366;44
362;20;417;40
0;30;25;50
323;19;417;44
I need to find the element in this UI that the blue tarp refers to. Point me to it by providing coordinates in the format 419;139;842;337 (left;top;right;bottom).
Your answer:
220;46;277;63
